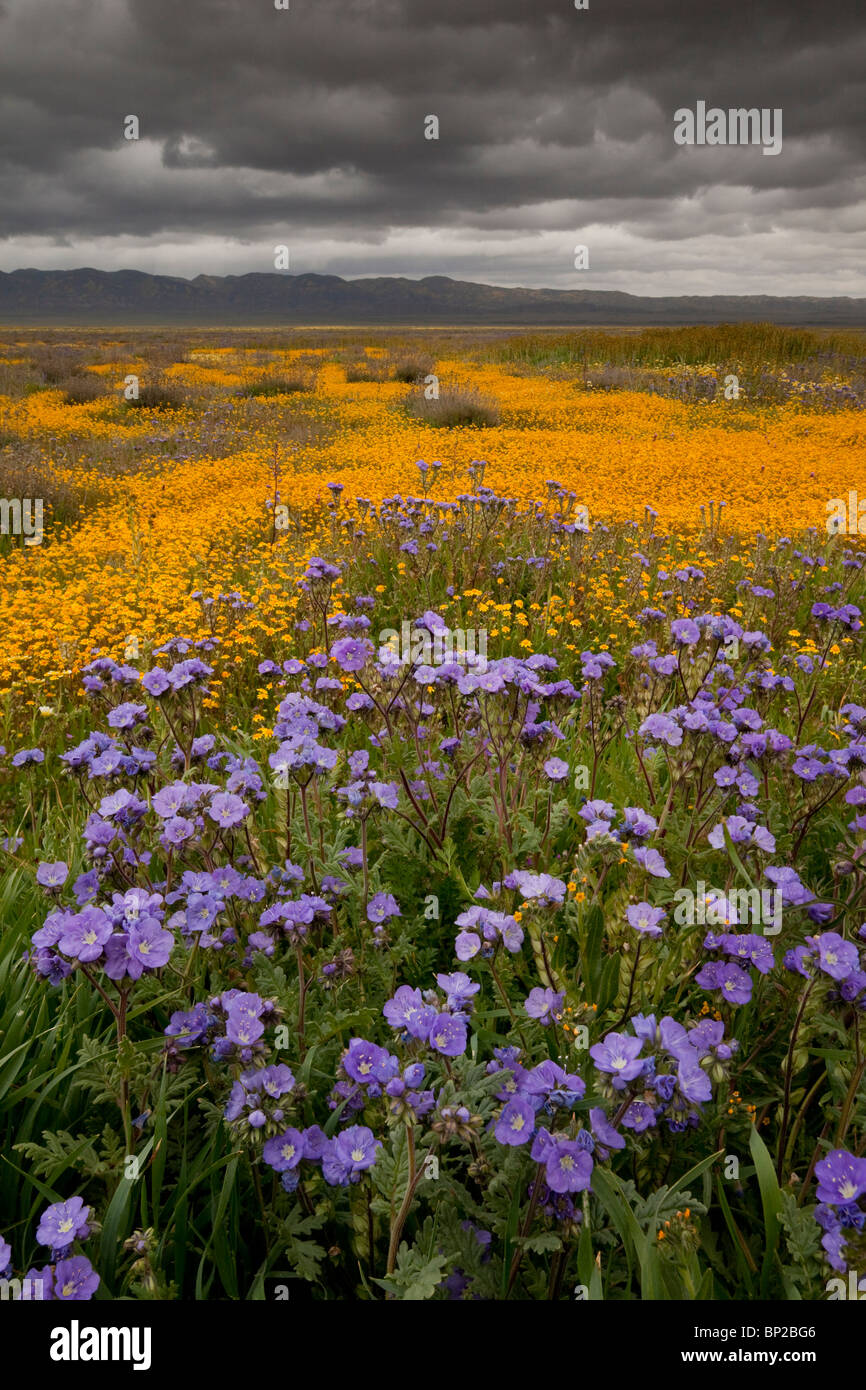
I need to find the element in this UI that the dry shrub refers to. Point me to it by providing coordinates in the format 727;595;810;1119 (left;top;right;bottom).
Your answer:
344;355;389;383
403;382;500;427
62;374;110;405
138;336;193;372
0;361;40;398
124;379;186;411
31;347;88;384
389;353;435;383
0;442;81;544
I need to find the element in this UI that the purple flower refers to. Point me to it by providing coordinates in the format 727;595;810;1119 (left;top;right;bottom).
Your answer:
53;1256;100;1301
590;1033;644;1081
20;1265;53;1300
708;816;775;853
811;932;859;981
366;892;400;924
151;782;193;817
455;929;481;961
765;866;815;907
383;985;435;1038
260;1064;295;1097
784;945;812;978
428;1012;467;1057
99;787;147;822
224;994;267;1046
814;1149;866;1205
524;987;564;1025
750;824;776;853
530;1126;557;1162
107;702;148;730
505;870;567;906
141;668;171;697
127;920;173;970
621;1099;657;1132
12;748;44;767
331;637;374;672
494;1098;535;1146
522;1060;585;1106
639;713;683;747
164;1004;210;1047
102;933;141;981
435;971;480;1012
186;893;223;934
821;1229;849;1273
543;758;569;781
263;1128;306;1172
590;1106;626;1152
328;1125;381;1180
676;1059;713;1104
163;815;195;845
207;792;249;829
670;618;700;646
57;907;113;963
33;949;74;985
36;861;69;889
36;1197;91;1251
806;902;835;926
33;909;74;952
623;806;657;839
168;657;213;690
369;781;400;809
695;959;753;1005
545;1141;593;1193
344;1038;398;1084
719;933;774;975
626;902;665;937
633;846;670;878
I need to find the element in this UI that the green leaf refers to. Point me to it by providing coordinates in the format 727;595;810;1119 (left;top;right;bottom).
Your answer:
100;1172;137;1293
517;1232;562;1254
749;1124;783;1297
722;824;759;891
500;1179;524;1299
714;1176;757;1291
590;1167;642;1288
667;1148;725;1202
374;1244;450;1300
194;1153;241;1299
598;954;621;1012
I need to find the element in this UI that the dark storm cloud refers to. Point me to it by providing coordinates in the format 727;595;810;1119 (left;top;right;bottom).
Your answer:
0;0;863;292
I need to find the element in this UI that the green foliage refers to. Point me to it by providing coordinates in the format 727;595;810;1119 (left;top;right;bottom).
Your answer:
375;1243;451;1300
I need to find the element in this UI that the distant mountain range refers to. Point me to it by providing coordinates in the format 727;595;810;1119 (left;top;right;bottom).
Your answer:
0;268;864;326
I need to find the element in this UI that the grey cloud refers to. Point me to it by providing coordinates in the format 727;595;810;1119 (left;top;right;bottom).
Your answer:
0;0;863;293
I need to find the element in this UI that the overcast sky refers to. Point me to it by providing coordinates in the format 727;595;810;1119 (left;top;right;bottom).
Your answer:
0;0;864;295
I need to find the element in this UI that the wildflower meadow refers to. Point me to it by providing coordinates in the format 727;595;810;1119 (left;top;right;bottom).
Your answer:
1;324;865;1317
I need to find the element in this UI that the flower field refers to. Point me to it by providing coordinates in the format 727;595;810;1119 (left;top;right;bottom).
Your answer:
1;324;865;1303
